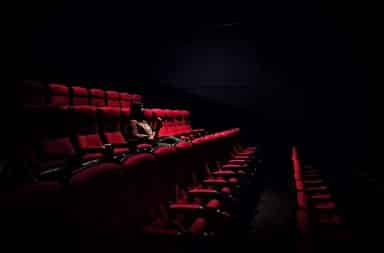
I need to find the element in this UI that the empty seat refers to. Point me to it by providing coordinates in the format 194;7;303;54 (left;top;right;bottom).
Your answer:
34;106;77;179
71;86;89;106
48;83;70;107
98;107;130;155
120;92;132;108
89;88;106;107
72;106;106;161
106;90;121;107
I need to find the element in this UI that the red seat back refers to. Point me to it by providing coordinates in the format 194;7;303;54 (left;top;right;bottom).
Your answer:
99;107;129;154
119;92;131;108
106;91;121;108
72;106;104;161
89;88;106;107
71;86;89;106
48;84;70;107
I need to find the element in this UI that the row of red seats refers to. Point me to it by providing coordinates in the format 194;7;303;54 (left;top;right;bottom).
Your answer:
21;82;197;137
5;105;258;250
5;82;260;251
144;108;194;137
22;82;142;108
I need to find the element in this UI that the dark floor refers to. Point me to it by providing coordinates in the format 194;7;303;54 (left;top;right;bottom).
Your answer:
205;145;297;253
244;146;297;252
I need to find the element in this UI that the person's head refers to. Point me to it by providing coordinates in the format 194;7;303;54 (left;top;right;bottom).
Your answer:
130;102;145;119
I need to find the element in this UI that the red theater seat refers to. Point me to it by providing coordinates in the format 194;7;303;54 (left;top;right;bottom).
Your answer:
89;88;106;107
48;83;70;107
119;92;132;108
106;90;121;107
98;107;130;154
72;106;106;161
71;86;89;106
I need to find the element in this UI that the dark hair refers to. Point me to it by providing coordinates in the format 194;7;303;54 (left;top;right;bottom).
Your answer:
130;102;144;120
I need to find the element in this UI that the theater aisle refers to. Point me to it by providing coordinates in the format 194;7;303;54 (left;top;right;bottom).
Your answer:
209;144;297;253
245;144;297;252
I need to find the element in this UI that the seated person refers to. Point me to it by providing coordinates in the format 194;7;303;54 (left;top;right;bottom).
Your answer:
129;103;181;147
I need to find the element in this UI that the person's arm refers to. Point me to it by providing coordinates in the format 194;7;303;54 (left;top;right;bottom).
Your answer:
142;120;156;140
152;117;163;139
130;120;150;139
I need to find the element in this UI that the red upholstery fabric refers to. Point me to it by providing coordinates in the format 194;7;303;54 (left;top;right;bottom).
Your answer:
119;92;132;108
121;107;131;118
169;203;204;210
175;141;193;150
41;137;76;158
131;94;142;103
213;170;237;176
70;162;122;186
104;132;126;146
189;217;207;236
206;199;221;209
222;164;247;171
89;88;106;106
153;146;176;157
221;187;231;193
295;180;304;191
72;106;105;161
121;153;156;168
82;152;104;161
297;192;308;209
72;86;89;105
34;106;76;175
48;84;70;106
77;134;103;150
106;90;121;107
99;107;132;155
136;143;152;149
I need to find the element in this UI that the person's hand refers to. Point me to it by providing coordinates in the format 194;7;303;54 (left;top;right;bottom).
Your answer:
148;134;155;141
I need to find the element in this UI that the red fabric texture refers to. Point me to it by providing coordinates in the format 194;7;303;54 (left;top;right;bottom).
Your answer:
121;153;156;168
49;84;70;106
70;162;122;186
106;90;121;107
72;86;89;105
89;88;106;106
41;137;76;158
